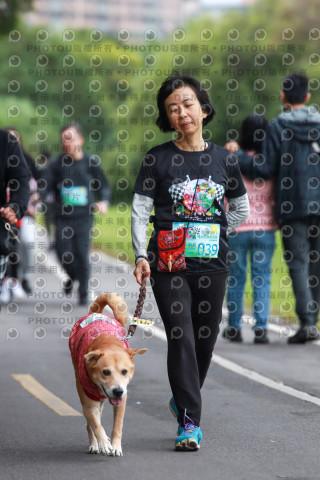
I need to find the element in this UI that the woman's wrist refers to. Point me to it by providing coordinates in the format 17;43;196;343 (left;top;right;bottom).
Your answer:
135;255;149;265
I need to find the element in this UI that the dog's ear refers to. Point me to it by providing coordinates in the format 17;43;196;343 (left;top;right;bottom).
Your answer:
126;348;148;359
84;350;104;365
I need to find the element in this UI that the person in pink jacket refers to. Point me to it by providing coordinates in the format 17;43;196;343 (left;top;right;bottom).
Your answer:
223;114;278;344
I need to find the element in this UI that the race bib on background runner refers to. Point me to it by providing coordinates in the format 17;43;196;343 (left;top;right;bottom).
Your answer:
61;186;88;206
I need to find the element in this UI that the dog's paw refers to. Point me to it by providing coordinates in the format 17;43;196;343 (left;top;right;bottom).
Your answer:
113;448;123;457
111;440;123;456
88;444;99;454
99;438;114;456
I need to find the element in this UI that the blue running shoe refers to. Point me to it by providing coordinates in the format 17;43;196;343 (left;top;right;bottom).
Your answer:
175;423;202;451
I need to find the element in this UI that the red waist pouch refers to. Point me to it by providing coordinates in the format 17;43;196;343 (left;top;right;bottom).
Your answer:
157;227;186;272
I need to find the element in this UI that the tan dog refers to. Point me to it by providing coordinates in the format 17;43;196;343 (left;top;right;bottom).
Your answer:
69;292;147;456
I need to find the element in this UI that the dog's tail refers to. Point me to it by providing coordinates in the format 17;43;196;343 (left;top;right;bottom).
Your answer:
89;293;129;327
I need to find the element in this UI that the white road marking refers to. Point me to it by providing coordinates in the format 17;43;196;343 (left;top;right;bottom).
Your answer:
148;324;320;408
211;354;320;407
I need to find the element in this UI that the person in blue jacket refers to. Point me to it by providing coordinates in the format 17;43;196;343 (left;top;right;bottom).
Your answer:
237;73;320;344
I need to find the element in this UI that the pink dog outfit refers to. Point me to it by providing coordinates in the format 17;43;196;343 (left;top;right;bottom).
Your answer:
69;313;130;402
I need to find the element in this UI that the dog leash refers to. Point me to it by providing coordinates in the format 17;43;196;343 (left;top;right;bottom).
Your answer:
122;273;150;341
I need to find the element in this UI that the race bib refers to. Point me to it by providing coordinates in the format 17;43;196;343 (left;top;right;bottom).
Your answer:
61;186;88;206
173;222;220;258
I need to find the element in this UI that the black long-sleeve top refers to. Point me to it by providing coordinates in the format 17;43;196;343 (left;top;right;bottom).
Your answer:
47;153;111;218
0;129;31;219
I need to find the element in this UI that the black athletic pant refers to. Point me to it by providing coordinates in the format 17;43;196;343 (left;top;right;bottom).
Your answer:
151;269;228;427
55;216;93;299
281;215;320;326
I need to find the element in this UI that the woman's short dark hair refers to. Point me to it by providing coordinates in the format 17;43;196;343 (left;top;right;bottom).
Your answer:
239;114;268;153
156;73;216;132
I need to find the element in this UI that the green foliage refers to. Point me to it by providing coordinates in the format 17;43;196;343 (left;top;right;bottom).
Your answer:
92;204;151;265
0;0;33;35
0;95;35;135
1;0;319;202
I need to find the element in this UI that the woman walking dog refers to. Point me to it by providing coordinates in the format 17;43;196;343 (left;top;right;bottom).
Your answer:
131;73;249;450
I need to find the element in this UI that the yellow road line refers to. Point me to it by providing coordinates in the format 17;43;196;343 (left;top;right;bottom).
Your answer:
12;374;82;416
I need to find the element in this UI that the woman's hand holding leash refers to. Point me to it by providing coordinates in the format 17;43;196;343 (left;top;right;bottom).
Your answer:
134;259;150;285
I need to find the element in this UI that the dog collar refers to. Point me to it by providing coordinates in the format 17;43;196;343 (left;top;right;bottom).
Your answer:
79;312;117;329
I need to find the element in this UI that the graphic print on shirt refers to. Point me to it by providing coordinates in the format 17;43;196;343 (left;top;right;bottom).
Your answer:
168;175;225;218
169;176;225;258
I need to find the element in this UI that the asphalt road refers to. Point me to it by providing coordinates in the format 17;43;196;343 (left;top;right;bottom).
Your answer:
1;250;320;480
